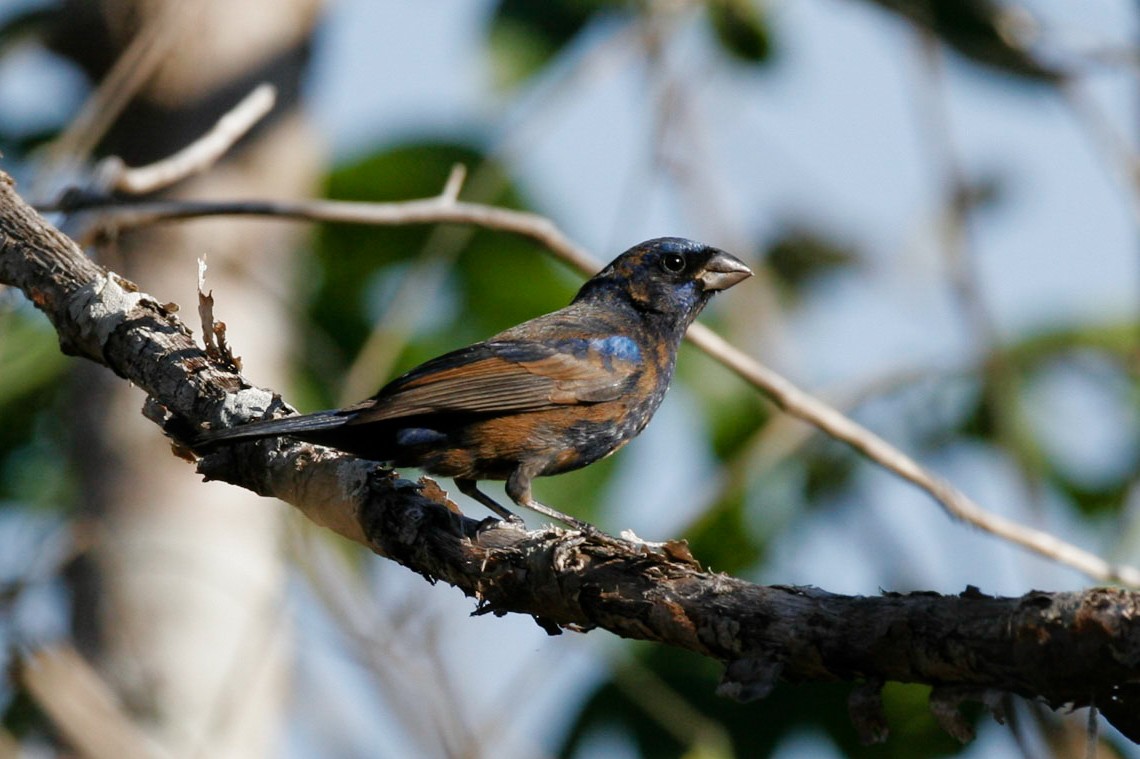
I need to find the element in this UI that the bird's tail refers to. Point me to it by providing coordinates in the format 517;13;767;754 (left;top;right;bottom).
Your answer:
195;411;349;448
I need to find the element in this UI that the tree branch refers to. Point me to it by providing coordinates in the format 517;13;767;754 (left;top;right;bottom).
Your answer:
2;172;1138;744
39;189;1140;587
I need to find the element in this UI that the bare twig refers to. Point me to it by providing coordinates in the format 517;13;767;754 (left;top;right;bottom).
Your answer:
47;193;601;269
99;83;278;195
439;162;467;204
40;190;1140;586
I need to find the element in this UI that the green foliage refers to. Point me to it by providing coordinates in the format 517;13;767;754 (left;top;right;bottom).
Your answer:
863;0;1061;82
764;226;861;302
487;0;774;89
878;682;980;757
488;0;628;87
1004;322;1137;369
0;128;62;161
953;326;1139;516
703;386;769;463
0;685;45;743
0;310;67;493
801;437;859;504
685;493;765;576
489;0;1060;87
706;0;772;64
1052;474;1132;518
560;646;974;757
0;4;52;58
0;309;65;420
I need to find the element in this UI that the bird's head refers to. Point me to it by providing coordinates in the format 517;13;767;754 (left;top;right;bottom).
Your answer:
575;237;752;329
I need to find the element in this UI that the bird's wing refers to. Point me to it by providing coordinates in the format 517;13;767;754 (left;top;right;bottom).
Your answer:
346;337;642;424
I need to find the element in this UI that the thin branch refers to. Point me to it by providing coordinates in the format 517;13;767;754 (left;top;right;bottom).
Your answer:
439;162;467;204
98;83;278;196
39;190;1140;586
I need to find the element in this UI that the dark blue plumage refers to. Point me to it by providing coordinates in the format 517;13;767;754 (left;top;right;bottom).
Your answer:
197;237;751;528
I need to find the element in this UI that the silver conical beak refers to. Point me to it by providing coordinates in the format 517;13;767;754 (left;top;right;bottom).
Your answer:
698;251;753;292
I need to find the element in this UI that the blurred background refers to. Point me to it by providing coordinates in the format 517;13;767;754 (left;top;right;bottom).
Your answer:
0;0;1137;756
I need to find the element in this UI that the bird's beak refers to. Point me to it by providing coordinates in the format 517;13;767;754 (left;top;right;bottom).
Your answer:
698;250;753;292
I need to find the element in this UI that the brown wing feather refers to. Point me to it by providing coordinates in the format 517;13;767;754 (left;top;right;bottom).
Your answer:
348;341;639;424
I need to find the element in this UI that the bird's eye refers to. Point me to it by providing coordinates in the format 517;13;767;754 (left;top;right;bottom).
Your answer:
661;253;686;273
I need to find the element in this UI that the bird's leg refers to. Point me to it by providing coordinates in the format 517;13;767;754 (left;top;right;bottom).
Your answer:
454;478;524;525
506;468;594;532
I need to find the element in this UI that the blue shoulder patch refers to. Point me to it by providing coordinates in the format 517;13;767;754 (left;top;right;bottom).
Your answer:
590;335;641;362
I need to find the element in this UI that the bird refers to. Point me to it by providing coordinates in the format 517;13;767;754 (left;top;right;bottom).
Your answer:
196;237;752;529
